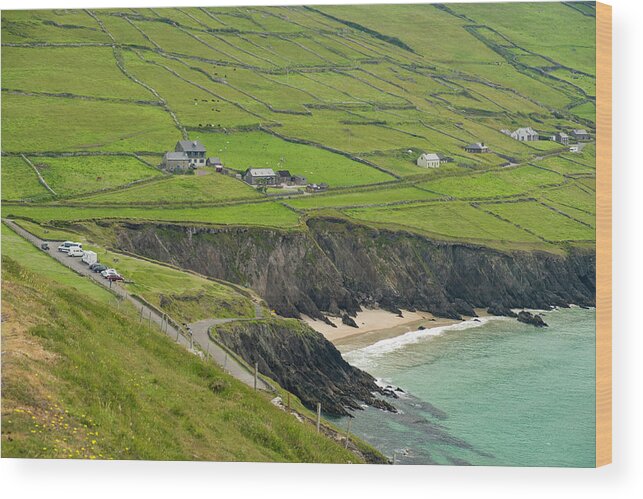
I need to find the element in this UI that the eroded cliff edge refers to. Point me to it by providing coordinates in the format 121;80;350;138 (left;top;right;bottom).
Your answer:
112;217;596;320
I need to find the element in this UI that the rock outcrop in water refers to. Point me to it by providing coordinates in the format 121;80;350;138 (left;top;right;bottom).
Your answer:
517;311;549;327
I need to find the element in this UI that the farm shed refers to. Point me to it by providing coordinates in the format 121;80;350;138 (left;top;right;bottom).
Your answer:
243;168;278;186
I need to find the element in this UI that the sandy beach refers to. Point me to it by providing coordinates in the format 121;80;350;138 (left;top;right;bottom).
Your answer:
303;308;468;351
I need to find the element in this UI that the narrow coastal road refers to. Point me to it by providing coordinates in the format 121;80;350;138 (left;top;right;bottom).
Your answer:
3;219;271;391
189;318;270;390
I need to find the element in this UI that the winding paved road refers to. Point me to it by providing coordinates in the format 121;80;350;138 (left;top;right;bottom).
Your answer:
3;219;271;391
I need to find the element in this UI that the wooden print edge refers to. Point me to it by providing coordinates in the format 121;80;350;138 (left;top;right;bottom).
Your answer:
595;1;612;468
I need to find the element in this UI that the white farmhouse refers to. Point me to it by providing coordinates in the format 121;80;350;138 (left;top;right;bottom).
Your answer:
417;153;441;168
502;127;539;142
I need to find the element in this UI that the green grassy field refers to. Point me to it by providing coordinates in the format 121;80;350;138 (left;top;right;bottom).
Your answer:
2;46;154;101
192;130;394;187
1;256;367;462
1;4;596;248
1;156;52;201
79;170;259;205
2;93;178;153
344;201;543;245
483;200;595;242
285;185;439;210
418;166;564;199
28;156;163;198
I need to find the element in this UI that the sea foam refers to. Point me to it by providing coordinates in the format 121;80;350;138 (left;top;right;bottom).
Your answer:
344;316;508;366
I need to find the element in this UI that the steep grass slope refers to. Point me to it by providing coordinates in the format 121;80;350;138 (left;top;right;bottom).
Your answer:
0;256;367;463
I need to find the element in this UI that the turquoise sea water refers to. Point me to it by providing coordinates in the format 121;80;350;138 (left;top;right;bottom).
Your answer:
339;307;596;467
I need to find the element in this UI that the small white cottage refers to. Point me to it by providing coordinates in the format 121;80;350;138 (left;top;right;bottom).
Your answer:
417;153;441;168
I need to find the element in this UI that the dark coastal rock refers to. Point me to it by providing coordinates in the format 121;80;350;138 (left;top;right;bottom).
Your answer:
212;319;397;417
517;311;548;327
452;298;476;317
418;325;426;330
322;315;337;328
487;304;518;317
381;387;399;398
341;313;359;328
370;398;398;412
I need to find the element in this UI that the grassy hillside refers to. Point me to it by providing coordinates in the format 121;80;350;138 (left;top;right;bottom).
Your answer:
1;4;596;251
0;254;369;462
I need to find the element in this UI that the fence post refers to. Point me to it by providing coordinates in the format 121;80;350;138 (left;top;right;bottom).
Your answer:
344;417;352;449
316;403;321;433
148;310;152;328
254;362;258;391
139;306;144;323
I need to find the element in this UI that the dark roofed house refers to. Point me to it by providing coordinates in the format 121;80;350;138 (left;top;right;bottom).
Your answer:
175;140;206;167
464;142;489;153
571;129;591;141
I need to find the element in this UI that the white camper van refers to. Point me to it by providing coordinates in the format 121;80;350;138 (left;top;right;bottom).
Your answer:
58;241;82;253
81;250;97;266
68;247;84;257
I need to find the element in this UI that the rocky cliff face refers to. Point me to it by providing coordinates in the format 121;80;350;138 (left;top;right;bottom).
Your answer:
113;218;595;321
212;318;395;417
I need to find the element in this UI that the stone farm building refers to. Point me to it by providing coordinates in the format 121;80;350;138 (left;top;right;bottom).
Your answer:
416;153;441;168
162;140;207;171
243;168;278;186
464;142;489;153
551;132;570;145
572;129;591;141
277;170;307;185
502;127;539;142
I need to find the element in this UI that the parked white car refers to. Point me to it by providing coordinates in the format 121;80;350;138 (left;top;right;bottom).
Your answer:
68;247;84;257
101;268;118;278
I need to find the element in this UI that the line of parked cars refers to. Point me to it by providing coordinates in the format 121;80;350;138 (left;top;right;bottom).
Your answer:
56;240;124;281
